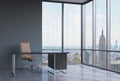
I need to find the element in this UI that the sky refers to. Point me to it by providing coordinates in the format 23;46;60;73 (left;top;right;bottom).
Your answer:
42;0;120;49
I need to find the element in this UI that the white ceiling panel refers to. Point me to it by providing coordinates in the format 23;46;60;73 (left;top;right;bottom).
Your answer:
43;0;92;4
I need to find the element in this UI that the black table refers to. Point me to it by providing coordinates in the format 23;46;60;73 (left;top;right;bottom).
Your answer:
11;52;69;76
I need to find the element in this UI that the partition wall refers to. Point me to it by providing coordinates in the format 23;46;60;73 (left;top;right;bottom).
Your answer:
42;0;120;73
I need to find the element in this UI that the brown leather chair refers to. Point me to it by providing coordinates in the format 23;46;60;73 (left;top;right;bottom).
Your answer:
20;42;38;71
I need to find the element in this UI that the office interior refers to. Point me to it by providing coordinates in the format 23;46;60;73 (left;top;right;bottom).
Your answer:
0;0;120;81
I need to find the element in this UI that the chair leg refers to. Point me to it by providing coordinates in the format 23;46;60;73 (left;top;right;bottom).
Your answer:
19;61;32;71
28;61;34;71
21;60;41;71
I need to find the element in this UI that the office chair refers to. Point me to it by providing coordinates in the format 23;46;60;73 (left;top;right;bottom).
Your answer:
20;42;39;71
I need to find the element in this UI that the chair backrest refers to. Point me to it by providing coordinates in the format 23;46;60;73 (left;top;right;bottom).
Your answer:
20;42;31;53
20;42;32;59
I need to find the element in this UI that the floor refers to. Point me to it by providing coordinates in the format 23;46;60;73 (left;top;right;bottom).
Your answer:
0;64;120;81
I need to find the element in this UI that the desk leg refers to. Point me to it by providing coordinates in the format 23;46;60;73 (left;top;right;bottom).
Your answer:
39;54;42;69
54;53;56;74
11;54;15;77
48;53;56;75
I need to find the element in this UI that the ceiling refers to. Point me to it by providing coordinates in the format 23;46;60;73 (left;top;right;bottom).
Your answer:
43;0;93;4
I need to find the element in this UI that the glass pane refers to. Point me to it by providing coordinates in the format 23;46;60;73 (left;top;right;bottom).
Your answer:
64;4;81;49
111;0;120;50
64;4;81;65
96;0;106;49
42;2;62;50
85;2;92;49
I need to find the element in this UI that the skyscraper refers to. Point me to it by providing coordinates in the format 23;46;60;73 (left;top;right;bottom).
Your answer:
99;30;106;68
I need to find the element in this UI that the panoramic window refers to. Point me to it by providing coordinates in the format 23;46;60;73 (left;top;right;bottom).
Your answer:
42;0;120;73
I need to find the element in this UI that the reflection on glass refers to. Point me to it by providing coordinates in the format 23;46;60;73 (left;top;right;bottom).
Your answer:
110;52;120;72
83;50;92;65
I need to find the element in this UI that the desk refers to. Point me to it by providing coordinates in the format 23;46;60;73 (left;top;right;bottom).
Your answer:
11;52;69;76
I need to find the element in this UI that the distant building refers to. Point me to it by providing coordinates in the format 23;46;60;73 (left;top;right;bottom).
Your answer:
113;40;119;50
99;30;106;68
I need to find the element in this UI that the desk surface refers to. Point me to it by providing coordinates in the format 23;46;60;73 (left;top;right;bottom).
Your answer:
20;52;69;54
